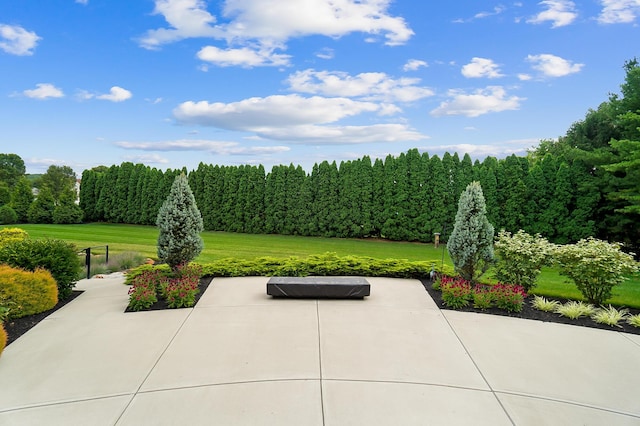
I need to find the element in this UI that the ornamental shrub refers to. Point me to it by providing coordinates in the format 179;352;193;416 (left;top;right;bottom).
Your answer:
156;174;204;271
0;238;81;300
0;205;18;224
447;181;495;284
0;227;28;247
555;237;639;306
0;265;58;319
0;324;6;357
494;230;556;292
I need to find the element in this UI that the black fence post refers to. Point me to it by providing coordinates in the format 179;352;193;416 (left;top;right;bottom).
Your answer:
105;245;109;265
85;247;91;279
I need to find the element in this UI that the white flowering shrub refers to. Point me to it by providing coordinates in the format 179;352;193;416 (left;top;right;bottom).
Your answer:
447;181;495;283
156;174;204;271
494;230;556;291
555;237;639;306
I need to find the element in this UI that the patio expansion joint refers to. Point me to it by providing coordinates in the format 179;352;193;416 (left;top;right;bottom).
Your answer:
127;378;323;397
316;299;326;426
0;393;134;415
494;390;640;420
113;306;197;425
440;312;517;426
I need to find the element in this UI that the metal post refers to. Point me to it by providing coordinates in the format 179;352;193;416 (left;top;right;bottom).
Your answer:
85;247;91;279
105;245;109;264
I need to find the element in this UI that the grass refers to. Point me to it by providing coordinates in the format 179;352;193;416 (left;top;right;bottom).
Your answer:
4;223;640;308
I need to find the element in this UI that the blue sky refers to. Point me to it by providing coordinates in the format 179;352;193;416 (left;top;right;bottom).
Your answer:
1;1;639;175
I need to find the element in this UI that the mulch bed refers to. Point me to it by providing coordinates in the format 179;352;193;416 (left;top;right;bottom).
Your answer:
124;276;213;313
420;278;640;335
4;290;84;346
5;276;639;348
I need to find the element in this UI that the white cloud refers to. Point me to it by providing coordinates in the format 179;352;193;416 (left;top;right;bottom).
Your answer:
138;0;220;49
518;73;533;81
254;123;427;144
315;47;334;59
173;94;385;129
598;0;640;23
403;59;428;71
76;0;89;5
115;139;290;155
527;0;578;28
526;53;584;77
453;6;506;23
220;0;414;46
287;69;434;102
173;94;427;145
461;57;504;79
96;86;133;102
23;83;64;100
430;86;524;117
138;0;413;50
122;154;170;164
426;141;534;159
197;45;290;67
0;24;41;55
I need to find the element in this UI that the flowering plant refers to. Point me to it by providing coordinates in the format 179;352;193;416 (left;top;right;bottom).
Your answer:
472;286;494;310
160;263;202;309
491;283;527;313
440;276;472;309
127;276;158;311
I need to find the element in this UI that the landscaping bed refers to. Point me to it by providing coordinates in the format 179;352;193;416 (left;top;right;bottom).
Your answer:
4;290;83;346
5;276;639;349
420;278;640;335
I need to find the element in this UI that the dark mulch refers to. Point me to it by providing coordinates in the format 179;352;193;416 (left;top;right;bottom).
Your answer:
4;290;84;346
124;276;214;313
420;278;640;335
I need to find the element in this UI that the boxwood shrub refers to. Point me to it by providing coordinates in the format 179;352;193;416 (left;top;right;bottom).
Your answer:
0;265;58;319
0;238;81;300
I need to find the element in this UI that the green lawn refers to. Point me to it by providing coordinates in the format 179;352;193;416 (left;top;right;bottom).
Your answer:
4;223;639;308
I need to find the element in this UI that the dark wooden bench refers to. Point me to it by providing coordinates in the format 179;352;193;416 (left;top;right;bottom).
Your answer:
267;276;370;299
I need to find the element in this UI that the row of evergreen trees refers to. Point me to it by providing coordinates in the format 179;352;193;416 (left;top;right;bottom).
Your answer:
78;148;599;245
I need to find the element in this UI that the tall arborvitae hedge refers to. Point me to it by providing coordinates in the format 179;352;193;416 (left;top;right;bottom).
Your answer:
78;147;633;246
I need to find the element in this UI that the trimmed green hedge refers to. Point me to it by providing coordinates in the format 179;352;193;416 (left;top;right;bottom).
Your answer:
126;252;454;284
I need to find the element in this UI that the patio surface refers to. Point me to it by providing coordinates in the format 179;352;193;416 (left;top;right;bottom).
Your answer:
0;275;639;425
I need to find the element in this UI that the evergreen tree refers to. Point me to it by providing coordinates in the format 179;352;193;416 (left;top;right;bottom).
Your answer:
311;161;340;237
447;181;495;283
53;189;83;224
27;186;55;224
427;155;449;238
245;165;266;234
264;165;287;234
370;158;386;237
10;176;33;223
79;169;97;221
156;173;204;270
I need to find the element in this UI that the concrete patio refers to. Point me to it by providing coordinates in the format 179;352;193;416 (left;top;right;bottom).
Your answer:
0;275;639;425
